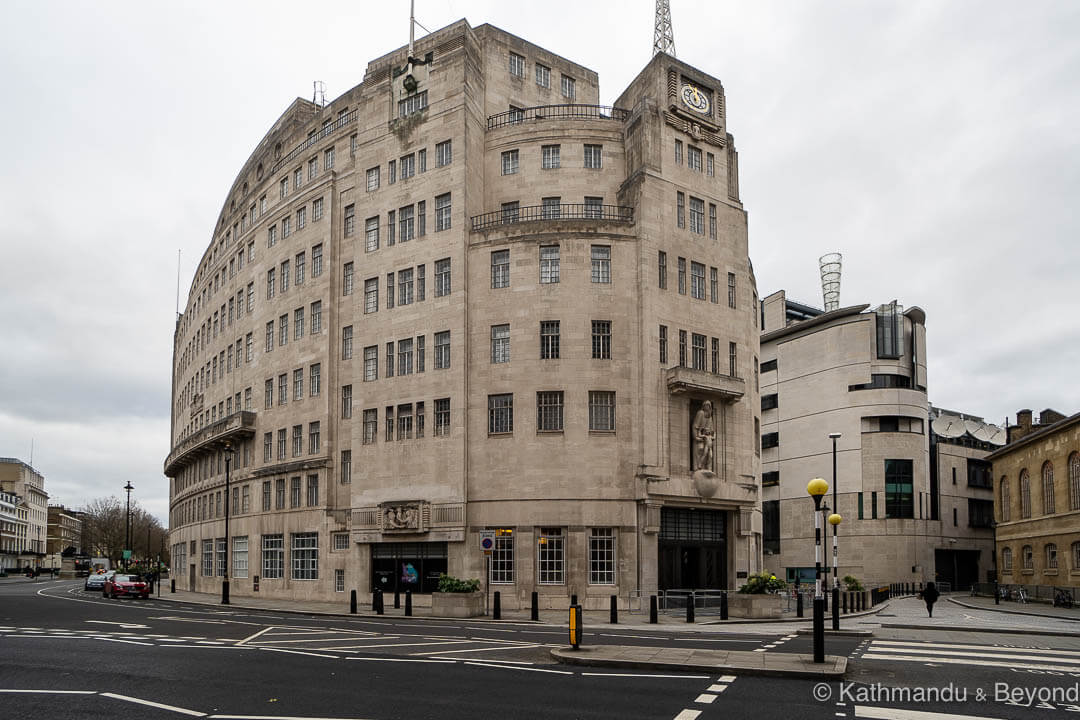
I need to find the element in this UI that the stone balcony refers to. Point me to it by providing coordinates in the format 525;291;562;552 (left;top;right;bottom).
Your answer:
666;366;745;402
164;411;257;476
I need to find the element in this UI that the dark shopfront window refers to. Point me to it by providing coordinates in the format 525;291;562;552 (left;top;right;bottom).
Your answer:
371;542;447;594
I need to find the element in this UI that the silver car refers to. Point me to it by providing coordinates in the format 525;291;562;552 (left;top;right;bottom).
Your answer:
84;571;112;591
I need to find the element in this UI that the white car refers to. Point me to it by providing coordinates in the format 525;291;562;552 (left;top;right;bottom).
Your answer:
84;571;113;591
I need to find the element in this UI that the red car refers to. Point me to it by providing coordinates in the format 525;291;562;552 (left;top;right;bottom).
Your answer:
103;574;150;599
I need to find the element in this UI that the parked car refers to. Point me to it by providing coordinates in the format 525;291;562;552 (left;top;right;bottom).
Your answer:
84;570;113;591
103;573;150;599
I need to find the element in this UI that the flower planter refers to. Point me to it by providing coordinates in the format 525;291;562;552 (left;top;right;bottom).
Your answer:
431;590;485;618
729;592;783;619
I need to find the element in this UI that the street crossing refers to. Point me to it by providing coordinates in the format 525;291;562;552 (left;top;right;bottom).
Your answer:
859;639;1080;673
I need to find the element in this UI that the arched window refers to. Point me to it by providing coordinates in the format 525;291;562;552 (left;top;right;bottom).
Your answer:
1020;470;1031;519
1022;545;1034;570
1042;461;1056;514
1002;547;1013;572
1070;452;1080;511
1046;543;1058;569
1000;477;1011;522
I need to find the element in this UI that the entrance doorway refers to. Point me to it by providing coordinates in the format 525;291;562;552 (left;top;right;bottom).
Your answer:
658;507;728;590
189;564;195;590
371;542;448;594
935;548;980;590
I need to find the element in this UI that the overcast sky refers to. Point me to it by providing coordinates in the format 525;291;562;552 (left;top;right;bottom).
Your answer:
2;0;1077;523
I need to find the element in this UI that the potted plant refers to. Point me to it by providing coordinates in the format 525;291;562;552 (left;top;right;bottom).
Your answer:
729;571;787;618
430;573;485;618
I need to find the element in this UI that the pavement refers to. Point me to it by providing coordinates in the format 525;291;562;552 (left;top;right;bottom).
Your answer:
551;645;847;678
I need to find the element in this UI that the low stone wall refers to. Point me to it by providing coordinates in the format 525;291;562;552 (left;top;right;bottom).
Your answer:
431;591;485;618
728;593;783;618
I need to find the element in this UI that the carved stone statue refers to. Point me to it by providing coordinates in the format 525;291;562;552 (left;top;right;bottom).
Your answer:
692;400;716;473
384;504;420;530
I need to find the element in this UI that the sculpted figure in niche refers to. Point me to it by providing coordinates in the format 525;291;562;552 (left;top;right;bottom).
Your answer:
692;400;716;472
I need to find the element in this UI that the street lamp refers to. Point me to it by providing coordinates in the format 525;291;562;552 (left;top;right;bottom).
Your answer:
828;431;842;630
123;481;134;572
222;443;233;605
807;477;829;664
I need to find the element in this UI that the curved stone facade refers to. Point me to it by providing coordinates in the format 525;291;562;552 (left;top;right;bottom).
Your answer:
167;21;760;606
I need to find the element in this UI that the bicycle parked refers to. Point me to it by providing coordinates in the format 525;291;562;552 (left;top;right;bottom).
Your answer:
1055;588;1074;608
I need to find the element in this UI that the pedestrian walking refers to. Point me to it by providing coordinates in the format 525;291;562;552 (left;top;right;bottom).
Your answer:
921;581;940;617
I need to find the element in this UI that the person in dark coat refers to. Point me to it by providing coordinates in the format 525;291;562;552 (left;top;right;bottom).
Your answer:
921;582;940;617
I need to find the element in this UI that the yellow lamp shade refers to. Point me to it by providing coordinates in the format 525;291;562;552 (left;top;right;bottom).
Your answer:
828;513;842;526
807;477;829;497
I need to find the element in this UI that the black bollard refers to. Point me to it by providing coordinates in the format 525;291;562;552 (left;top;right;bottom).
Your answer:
350;589;357;614
405;589;413;616
493;591;501;620
842;592;848;614
797;589;804;618
170;579;175;593
686;595;695;623
531;591;539;621
610;595;618;624
395;589;401;609
571;593;578;607
721;590;729;621
375;589;385;615
649;595;658;624
995;582;1000;605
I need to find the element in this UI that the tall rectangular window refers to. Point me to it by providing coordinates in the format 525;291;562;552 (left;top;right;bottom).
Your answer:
501;149;519;175
658;251;667;289
386;342;394;378
885;459;915;519
365;217;379;252
591;245;611;283
309;422;320;454
709;203;717;239
491;324;510;363
729;341;738;377
312;243;323;276
692;333;706;370
387;210;395;246
343;204;355;237
399;153;415;180
417;200;426;237
542;144;560;169
690;262;706;300
588;528;615;584
310;300;322;334
363;345;378;381
310;363;320;396
397;338;414;376
435;193;451;231
508;51;525;77
583;144;602;169
262;535;283;579
679;329;687;367
536;63;550;88
366;167;380;192
712;338;720;373
488;394;513;434
492;534;514;584
677;257;686;295
561;75;575;99
363;278;378;314
491;249;510;288
434;330;450;369
386;273;394;309
291;533;318;580
659;325;668;364
710;267;718;303
728;272;737;308
588;391;616;431
342;326;353;360
435;140;452;167
233;536;249;579
542;196;562;219
501;201;519;224
540;321;560;359
294;307;304;339
435;258;451;296
306;475;319;505
689;197;705;234
399;204;415;242
677;191;685;228
296;252;306;285
363;409;377;444
341;384;352;419
538;528;564;584
293;368;303;400
537;391;564;432
435;398;451;436
675;139;683;165
398;268;414;306
591;320;611;359
687;146;702;172
540;245;560;283
340;450;351;484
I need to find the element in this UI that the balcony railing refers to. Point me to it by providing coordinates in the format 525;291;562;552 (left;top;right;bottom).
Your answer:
471;203;633;231
270;109;357;175
487;104;630;130
164;410;257;476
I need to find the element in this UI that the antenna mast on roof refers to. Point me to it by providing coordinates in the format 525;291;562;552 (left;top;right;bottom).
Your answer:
313;81;327;107
409;0;415;59
653;0;676;57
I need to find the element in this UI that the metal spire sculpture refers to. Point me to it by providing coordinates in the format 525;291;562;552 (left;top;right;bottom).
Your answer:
653;0;675;57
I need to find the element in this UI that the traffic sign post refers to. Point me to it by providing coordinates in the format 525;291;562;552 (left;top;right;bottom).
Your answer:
479;531;495;615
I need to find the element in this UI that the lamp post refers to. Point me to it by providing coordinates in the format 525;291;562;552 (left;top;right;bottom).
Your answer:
828;431;841;629
807;477;828;663
222;443;233;605
123;481;134;572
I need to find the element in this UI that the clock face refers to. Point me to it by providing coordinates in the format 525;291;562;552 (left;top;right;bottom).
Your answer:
681;83;710;114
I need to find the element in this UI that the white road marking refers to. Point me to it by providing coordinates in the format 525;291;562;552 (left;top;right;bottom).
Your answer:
463;661;572;675
867;644;1080;665
752;648;766;652
209;715;375;720
306;639;474;651
346;657;456;664
718;675;737;682
694;694;717;704
872;640;1080;656
100;692;206;716
707;684;728;692
854;705;1003;720
417;643;545;656
0;689;97;694
86;621;149;629
258;647;338;659
673;710;702;720
98;637;154;646
582;673;711;679
860;653;1080;672
236;627;274;645
162;645;248;650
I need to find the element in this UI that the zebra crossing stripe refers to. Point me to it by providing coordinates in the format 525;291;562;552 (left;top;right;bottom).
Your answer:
872;640;1080;657
866;645;1080;666
860;652;1080;673
854;704;1003;720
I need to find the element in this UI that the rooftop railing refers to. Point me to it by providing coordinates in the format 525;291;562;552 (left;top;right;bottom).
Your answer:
470;203;633;231
487;103;630;130
270;109;358;175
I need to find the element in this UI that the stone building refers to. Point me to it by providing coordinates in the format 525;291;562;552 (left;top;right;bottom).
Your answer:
0;458;49;569
165;20;761;606
46;505;83;556
990;408;1080;589
0;491;25;573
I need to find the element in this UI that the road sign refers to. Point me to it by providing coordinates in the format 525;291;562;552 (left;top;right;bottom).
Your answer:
480;530;495;555
122;550;132;560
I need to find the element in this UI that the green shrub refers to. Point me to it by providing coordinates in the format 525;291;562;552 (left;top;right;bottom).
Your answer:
437;573;481;593
738;571;788;594
843;575;865;592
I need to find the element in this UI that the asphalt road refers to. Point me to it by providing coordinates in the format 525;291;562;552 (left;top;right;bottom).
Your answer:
3;578;1080;720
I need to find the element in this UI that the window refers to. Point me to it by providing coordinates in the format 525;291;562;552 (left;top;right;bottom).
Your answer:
386;273;394;309
398;338;414;376
1001;547;1013;573
343;204;355;238
584;144;602;169
763;471;780;487
1020;470;1031;518
537;391;564;432
363;409;377;444
491;250;510;288
400;153;415;180
674;139;683;165
540;321;560;359
691;333;706;370
490;533;514;584
538;528;564;583
591;320;611;359
279;314;288;346
308;156;318;180
306;474;319;506
293;368;303;400
434;398;451;436
969;498;994;528
677;257;686;295
202;539;213;577
290;475;301;506
658;251;667;289
537;245;561;283
589;391;616;432
677;191;685;228
434;330;450;369
761;432;779;450
293;168;302;190
232;536;249;579
417;200;426;237
399;268;414;305
488;394;513;434
501;201;519;224
267;225;278;248
262;535;283;579
729;341;738;376
266;268;275;300
1074;542;1080;571
689;197;705;235
690;262;706;299
1000;476;1012;522
435;193;451;231
509;51;525;77
363;345;378;381
282;216;291;239
280;260;291;293
1022;545;1034;571
659;325;668;364
418;149;427;173
308;421;321;454
875;301;902;358
295;252;306;285
417;264;426;300
491;324;510;363
294;308;304;340
398;90;427;117
310;363;320;396
727;272;737;308
388;161;396;185
246;283;254;313
1071;452;1080;511
358;277;377;314
367;167;380;192
542;144;560;169
591;245;611;283
436;140;452;167
292;533;318;580
360;216;378;253
291;425;302;457
885;459;915;519
275;478;285;509
589;528;615;584
561;75;575;99
1042;462;1056;514
501;149;519;175
761;394;779;411
1047;543;1059;569
687;145;702;172
678;329;687;367
396;403;414;440
263;432;272;462
707;152;715;176
341;262;354;296
342;325;353;360
333;532;350;551
536;63;550;88
385;406;394;440
309;300;321;335
341;385;352;419
312;243;323;276
385;342;394;378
